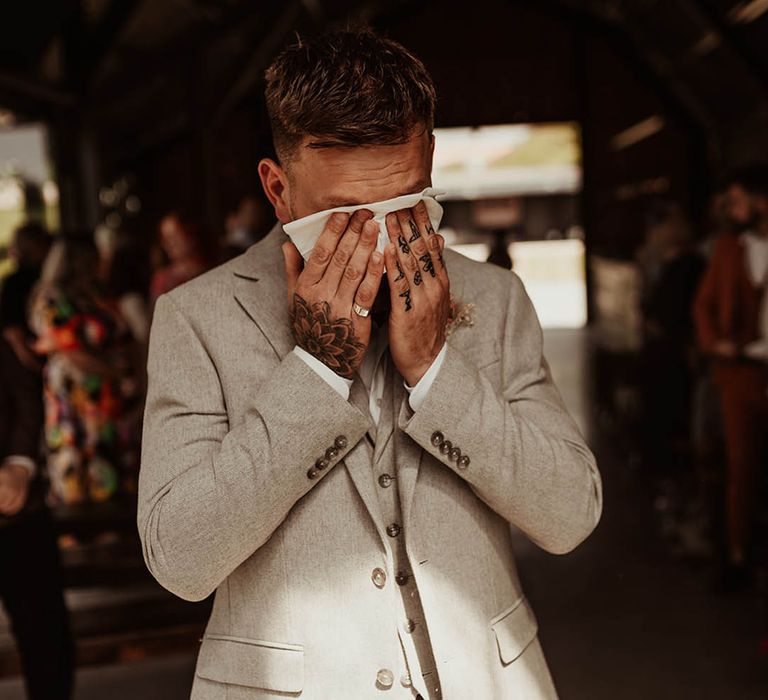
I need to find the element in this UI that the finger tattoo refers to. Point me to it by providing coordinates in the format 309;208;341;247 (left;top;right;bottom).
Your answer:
413;270;422;286
394;260;405;281
408;219;421;243
419;253;436;277
397;234;411;255
399;288;412;311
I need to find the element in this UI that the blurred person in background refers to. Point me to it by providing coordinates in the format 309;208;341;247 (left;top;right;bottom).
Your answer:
639;201;704;543
221;194;272;261
0;334;75;699
29;232;135;516
0;221;51;371
693;164;768;590
150;212;210;305
104;237;151;494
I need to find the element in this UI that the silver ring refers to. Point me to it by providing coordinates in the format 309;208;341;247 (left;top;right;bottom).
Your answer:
353;302;370;318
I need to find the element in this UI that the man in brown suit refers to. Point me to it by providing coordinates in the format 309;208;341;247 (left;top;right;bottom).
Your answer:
694;165;768;587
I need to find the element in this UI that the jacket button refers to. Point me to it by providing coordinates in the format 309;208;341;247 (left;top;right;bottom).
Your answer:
430;431;444;447
395;571;409;586
325;446;339;460
448;446;461;462
371;568;386;588
315;457;330;470
376;668;394;688
404;618;416;633
439;439;452;455
457;454;470;470
386;523;401;538
334;435;348;449
400;673;412;688
378;473;393;488
306;468;319;479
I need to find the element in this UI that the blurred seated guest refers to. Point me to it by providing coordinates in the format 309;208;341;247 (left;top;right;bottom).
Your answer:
29;233;133;507
150;213;210;305
640;202;704;478
221;194;272;260
0;221;51;370
0;335;74;700
693;165;768;588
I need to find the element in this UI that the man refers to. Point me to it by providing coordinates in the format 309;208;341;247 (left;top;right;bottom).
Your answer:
693;165;768;589
138;29;602;699
0;336;74;699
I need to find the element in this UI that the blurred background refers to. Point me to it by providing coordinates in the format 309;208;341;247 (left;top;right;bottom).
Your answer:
0;0;767;698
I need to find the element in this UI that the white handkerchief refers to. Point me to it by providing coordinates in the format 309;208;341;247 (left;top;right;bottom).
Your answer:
282;187;445;261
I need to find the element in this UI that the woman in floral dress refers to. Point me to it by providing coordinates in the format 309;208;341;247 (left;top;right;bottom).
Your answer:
29;234;137;507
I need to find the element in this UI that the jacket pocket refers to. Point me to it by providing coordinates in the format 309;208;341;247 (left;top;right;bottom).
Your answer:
196;633;304;693
490;596;539;665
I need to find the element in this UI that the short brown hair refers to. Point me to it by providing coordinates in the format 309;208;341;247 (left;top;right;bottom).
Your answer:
264;27;436;163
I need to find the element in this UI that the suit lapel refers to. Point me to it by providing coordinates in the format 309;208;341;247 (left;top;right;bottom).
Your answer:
340;419;389;547
232;225;294;360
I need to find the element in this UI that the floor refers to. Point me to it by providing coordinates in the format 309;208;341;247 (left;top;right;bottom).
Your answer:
0;329;765;699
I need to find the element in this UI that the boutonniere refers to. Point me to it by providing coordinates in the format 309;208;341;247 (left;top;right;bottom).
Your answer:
445;296;475;337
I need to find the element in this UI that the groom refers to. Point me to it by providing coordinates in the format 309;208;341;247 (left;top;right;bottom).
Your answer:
138;28;602;699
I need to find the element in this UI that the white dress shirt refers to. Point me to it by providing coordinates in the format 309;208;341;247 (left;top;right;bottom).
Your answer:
293;322;447;423
741;231;768;361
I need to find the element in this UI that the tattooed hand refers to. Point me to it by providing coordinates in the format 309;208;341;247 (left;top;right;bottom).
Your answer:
383;200;450;386
282;210;384;379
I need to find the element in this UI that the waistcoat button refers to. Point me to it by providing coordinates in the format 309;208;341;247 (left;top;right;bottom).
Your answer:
376;668;394;688
371;568;386;588
386;523;401;538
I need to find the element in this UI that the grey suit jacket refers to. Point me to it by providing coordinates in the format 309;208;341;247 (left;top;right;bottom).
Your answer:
138;223;602;699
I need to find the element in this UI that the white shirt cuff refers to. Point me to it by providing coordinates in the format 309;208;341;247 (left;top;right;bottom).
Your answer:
404;343;447;412
2;455;36;477
292;346;353;400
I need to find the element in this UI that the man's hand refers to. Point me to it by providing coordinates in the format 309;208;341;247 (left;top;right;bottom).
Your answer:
283;210;385;379
383;200;450;386
0;463;32;517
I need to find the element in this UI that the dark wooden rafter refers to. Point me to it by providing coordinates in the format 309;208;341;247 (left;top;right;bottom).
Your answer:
514;0;719;142
689;0;768;92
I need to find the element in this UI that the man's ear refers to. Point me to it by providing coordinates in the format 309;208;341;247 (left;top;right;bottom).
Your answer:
258;158;292;224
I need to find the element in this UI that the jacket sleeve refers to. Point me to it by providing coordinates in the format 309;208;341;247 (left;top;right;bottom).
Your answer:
399;273;602;555
137;293;370;601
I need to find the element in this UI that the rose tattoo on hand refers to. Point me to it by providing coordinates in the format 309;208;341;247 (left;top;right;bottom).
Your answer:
290;294;365;379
